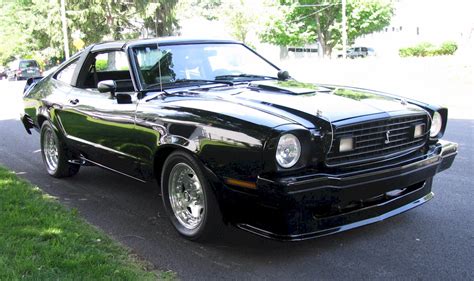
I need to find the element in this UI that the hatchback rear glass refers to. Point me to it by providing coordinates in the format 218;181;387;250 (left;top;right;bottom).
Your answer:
19;60;38;69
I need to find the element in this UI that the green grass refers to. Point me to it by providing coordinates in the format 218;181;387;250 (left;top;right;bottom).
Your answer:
0;166;174;280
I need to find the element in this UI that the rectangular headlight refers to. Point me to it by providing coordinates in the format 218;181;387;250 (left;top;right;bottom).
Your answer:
339;137;354;152
414;124;425;138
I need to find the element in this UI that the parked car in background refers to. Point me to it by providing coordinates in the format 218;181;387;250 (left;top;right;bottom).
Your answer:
0;66;8;80
21;38;457;241
8;59;41;80
338;47;376;58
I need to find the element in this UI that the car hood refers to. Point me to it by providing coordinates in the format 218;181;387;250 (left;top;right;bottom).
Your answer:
183;80;426;127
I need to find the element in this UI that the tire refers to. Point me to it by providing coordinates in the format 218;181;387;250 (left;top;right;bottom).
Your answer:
40;121;80;178
161;150;222;241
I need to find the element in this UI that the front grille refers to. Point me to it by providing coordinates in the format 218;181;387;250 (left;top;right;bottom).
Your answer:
326;114;429;166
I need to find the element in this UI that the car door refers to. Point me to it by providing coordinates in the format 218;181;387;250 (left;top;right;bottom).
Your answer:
60;50;143;179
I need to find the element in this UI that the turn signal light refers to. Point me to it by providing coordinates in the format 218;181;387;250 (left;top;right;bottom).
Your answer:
339;137;354;152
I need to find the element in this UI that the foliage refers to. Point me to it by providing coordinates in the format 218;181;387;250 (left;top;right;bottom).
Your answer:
0;0;179;66
260;0;394;56
177;0;259;45
399;41;458;57
95;59;108;71
0;166;161;280
276;80;318;90
438;41;458;55
333;88;378;101
140;1;179;37
176;0;222;21
221;0;258;44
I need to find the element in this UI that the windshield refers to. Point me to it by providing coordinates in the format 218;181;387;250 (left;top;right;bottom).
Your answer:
131;43;279;89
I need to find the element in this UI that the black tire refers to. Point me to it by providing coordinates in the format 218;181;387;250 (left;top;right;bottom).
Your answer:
40;121;80;178
161;150;222;241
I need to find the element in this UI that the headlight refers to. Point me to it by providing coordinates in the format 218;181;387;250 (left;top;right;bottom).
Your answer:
430;112;442;137
276;134;301;168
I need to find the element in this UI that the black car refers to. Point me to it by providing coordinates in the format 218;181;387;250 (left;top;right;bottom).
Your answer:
8;59;41;80
21;38;457;241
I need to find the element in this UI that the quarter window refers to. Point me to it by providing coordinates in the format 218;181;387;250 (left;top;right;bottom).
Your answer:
55;59;79;85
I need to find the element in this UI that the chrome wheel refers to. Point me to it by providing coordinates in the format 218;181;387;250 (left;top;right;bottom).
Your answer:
43;127;59;171
168;163;205;230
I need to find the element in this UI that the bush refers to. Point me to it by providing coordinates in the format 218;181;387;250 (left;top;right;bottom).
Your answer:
399;41;457;57
95;59;108;71
438;41;458;55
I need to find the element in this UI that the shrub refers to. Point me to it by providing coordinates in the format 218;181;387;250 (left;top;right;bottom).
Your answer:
399;41;457;57
438;41;458;55
95;59;108;71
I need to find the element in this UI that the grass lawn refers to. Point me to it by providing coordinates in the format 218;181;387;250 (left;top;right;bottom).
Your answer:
0;165;173;280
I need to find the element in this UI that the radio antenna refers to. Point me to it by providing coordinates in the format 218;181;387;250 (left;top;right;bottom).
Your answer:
157;44;163;92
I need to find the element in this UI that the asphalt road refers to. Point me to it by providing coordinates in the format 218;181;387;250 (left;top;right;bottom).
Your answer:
1;80;473;280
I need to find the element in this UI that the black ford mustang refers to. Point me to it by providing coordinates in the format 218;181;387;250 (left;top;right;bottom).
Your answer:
21;38;458;241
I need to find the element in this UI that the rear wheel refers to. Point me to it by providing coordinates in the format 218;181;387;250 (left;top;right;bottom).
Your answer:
40;121;80;178
161;150;222;241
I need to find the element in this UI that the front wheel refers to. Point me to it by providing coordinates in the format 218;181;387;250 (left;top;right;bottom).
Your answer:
40;121;80;178
161;151;222;241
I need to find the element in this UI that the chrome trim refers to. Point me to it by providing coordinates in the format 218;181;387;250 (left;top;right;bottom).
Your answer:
80;157;146;183
66;135;140;160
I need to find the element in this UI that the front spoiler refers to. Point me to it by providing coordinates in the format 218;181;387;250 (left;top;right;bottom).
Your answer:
231;140;457;241
237;189;434;241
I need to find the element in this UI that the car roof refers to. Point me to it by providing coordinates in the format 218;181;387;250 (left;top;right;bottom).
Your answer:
90;37;240;52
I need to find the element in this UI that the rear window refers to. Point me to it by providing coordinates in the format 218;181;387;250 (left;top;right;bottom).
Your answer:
19;60;38;69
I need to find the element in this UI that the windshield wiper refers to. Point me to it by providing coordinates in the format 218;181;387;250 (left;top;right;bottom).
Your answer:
173;79;234;86
145;79;233;90
214;74;278;81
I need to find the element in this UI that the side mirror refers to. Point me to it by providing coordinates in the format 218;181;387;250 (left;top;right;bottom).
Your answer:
24;76;44;94
98;80;116;97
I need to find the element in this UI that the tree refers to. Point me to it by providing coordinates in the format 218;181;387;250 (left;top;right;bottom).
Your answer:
139;1;179;37
176;0;222;21
0;0;179;66
221;0;257;44
260;0;394;57
176;0;259;45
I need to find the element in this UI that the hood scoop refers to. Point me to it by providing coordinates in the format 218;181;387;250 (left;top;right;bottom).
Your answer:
249;80;318;95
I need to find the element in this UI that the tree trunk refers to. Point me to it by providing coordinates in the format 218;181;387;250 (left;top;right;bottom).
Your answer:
279;46;288;60
315;12;326;57
107;52;116;71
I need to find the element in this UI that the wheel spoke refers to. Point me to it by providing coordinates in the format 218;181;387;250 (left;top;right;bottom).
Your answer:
42;128;59;171
188;201;204;218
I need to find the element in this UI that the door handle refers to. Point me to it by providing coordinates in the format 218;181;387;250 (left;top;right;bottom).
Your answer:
69;99;79;105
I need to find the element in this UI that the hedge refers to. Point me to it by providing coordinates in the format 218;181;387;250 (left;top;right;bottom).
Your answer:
399;41;458;57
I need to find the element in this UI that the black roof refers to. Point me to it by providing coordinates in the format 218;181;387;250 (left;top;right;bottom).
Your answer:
91;37;240;52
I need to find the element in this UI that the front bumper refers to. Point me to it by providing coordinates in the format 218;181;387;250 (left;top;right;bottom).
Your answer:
227;140;457;241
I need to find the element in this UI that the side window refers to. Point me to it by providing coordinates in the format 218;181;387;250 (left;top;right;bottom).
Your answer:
77;51;133;92
95;52;129;72
55;59;79;85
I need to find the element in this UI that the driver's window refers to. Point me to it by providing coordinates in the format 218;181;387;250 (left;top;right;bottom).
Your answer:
79;51;133;92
